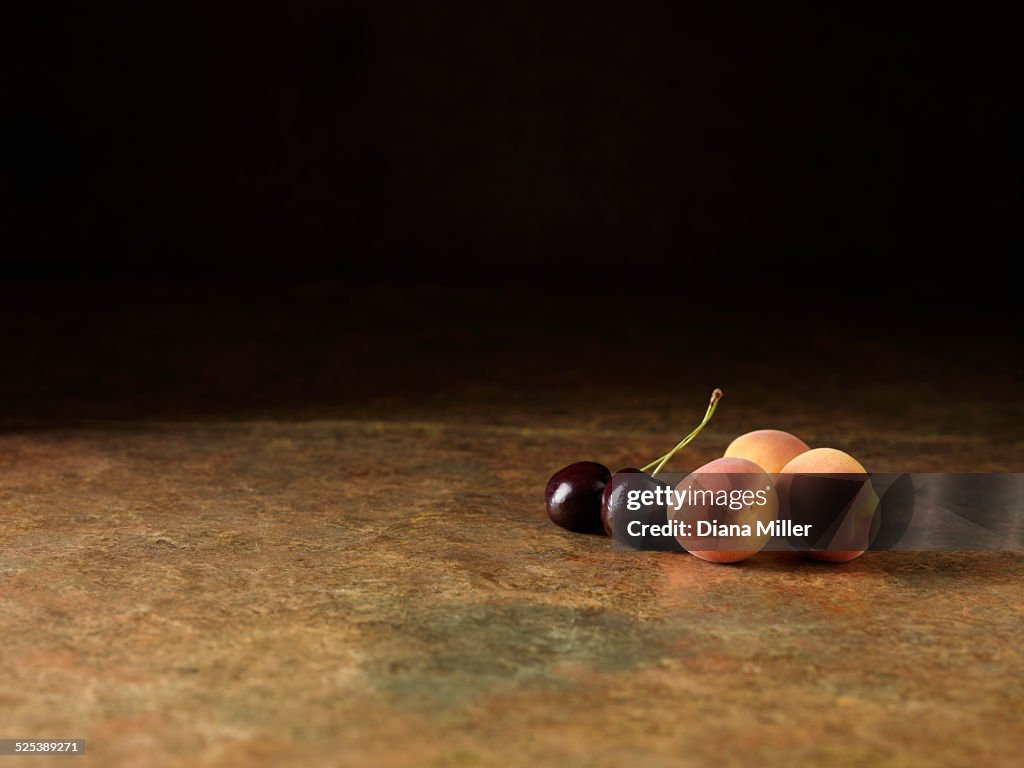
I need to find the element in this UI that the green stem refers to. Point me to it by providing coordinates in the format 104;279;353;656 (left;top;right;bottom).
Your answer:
640;456;667;473
643;388;723;477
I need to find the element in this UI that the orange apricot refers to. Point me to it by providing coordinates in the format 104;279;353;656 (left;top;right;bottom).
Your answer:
724;429;810;475
778;448;879;562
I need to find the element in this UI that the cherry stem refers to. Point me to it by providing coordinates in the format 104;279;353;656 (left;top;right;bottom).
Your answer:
641;388;723;477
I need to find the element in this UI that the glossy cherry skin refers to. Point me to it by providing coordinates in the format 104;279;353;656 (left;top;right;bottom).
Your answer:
545;461;611;533
602;468;682;551
601;467;643;536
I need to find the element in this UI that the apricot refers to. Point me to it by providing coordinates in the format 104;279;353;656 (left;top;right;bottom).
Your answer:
669;456;778;563
724;429;810;475
777;448;879;562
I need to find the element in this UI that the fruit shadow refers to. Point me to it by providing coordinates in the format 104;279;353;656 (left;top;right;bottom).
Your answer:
653;550;1023;585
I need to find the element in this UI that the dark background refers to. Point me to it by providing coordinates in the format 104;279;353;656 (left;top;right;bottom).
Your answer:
5;4;1020;285
1;4;1021;423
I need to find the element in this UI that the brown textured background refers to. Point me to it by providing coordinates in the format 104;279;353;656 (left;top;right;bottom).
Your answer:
1;282;1022;767
5;2;1021;763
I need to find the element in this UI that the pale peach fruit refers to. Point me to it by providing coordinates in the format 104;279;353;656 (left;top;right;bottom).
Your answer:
670;456;778;564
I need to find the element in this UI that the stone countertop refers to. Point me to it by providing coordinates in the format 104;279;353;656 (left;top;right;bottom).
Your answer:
0;282;1021;766
2;411;1022;768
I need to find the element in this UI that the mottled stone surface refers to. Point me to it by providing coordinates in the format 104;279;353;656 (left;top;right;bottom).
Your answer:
0;282;1021;766
2;411;1022;768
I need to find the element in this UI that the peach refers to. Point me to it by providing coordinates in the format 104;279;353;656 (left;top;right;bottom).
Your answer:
669;456;778;563
777;448;879;562
724;429;810;475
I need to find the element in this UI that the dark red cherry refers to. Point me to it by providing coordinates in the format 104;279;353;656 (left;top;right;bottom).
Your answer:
601;467;643;535
602;469;682;551
545;461;611;533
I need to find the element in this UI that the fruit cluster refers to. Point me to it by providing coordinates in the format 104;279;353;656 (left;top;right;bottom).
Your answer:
544;389;877;564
